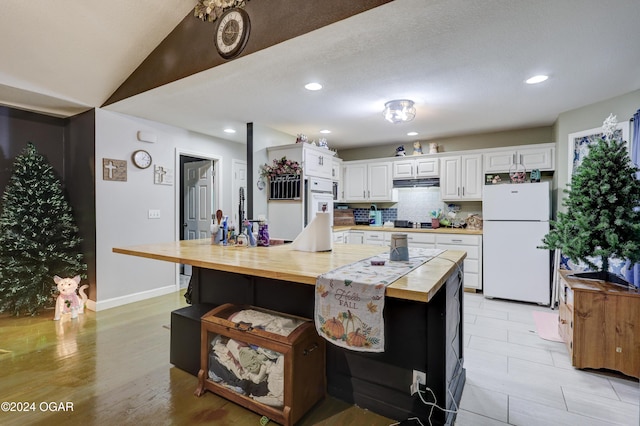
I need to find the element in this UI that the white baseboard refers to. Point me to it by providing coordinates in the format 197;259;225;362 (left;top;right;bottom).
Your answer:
87;285;177;312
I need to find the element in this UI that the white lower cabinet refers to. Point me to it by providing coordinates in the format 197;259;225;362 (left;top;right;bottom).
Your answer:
346;231;365;245
405;233;436;249
435;234;482;291
337;229;482;291
364;230;386;246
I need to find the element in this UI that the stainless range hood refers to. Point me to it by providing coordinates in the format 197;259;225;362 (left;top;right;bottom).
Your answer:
392;178;440;188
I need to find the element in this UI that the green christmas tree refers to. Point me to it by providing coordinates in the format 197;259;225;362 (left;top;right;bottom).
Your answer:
0;143;87;315
541;115;640;279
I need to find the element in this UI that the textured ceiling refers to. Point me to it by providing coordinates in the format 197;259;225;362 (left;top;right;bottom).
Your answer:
1;0;640;150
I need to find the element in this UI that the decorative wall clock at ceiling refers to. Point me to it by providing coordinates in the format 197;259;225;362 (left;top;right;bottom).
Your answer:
214;7;251;59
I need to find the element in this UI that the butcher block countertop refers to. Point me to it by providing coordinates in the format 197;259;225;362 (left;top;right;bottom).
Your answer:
332;225;482;235
113;240;466;303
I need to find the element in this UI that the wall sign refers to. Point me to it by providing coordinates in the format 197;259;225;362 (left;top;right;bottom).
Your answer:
154;165;174;185
102;158;127;181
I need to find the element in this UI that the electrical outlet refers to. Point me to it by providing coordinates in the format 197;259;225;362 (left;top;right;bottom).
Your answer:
410;370;426;395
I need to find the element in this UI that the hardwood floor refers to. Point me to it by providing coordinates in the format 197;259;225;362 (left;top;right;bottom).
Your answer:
0;290;391;426
0;290;637;425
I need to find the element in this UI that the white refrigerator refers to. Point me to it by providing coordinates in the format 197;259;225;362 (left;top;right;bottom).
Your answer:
482;181;551;304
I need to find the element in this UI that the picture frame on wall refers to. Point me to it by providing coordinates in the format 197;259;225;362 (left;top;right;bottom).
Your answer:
567;120;630;181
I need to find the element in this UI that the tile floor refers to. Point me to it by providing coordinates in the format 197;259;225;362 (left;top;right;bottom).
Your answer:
455;292;639;425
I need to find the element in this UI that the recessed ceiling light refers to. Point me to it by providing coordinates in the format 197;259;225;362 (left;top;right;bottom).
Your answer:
526;75;548;84
223;128;236;134
305;82;323;91
320;129;331;134
407;132;418;136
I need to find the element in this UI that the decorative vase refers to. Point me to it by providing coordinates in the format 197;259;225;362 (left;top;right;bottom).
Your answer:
389;234;409;261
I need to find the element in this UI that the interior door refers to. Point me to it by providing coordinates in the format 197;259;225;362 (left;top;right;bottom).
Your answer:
183;159;213;275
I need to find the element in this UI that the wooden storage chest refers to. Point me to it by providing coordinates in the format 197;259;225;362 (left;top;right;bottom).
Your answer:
558;271;640;378
194;304;326;425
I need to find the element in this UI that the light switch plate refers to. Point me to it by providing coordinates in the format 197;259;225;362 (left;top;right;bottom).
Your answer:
148;209;161;219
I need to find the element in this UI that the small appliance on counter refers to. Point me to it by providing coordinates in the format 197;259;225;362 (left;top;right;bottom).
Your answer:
393;220;433;229
369;204;382;227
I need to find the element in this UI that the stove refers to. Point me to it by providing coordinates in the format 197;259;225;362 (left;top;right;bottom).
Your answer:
393;220;432;229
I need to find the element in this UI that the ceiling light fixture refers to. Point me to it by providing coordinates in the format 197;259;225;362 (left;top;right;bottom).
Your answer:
305;82;323;91
407;131;418;136
223;128;236;134
526;75;548;84
320;129;331;134
383;99;416;124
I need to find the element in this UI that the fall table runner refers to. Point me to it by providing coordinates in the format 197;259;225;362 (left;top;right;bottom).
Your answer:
314;247;444;352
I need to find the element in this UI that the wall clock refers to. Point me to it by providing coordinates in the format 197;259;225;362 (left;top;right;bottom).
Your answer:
215;8;251;59
132;149;152;169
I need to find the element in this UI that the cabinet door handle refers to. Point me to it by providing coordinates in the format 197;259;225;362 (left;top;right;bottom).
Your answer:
462;187;465;196
457;187;460;196
513;153;516;164
363;190;365;198
451;239;462;243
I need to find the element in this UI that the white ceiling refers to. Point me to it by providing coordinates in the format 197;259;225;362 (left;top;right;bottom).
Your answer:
1;0;639;151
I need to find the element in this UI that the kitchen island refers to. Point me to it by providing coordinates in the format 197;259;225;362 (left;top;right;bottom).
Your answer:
113;241;466;425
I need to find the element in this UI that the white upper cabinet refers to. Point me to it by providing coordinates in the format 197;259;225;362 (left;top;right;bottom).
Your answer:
267;143;335;180
343;163;368;201
440;154;482;201
331;157;342;181
342;160;394;202
303;146;333;179
392;157;439;179
368;161;393;201
484;144;555;173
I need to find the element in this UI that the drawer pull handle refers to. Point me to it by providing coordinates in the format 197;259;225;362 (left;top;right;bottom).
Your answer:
451;239;462;242
304;343;319;356
234;321;253;332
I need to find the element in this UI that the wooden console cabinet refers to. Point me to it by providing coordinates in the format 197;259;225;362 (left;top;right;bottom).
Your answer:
558;270;640;378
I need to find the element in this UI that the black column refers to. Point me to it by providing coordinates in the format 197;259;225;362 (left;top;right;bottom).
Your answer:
247;122;253;218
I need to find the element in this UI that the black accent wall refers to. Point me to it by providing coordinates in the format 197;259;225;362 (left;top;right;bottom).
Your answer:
0;105;96;300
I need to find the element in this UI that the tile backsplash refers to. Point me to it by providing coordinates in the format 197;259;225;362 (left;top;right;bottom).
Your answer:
344;187;482;225
396;187;442;223
353;208;397;223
